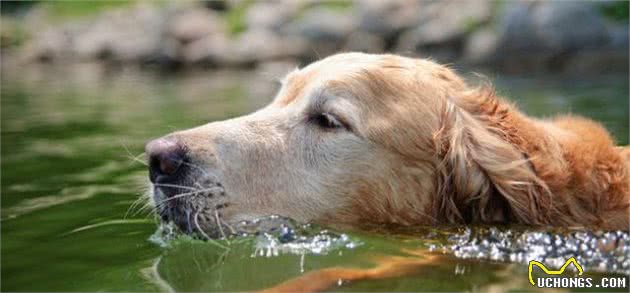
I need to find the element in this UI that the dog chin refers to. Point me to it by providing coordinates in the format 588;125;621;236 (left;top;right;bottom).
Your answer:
151;182;233;239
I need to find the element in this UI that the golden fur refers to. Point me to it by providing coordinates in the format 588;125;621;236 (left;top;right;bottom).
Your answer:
158;53;630;231
313;54;629;229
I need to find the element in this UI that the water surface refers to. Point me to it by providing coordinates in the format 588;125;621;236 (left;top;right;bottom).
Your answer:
2;63;628;291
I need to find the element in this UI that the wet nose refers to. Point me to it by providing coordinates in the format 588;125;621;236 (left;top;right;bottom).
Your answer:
145;138;186;182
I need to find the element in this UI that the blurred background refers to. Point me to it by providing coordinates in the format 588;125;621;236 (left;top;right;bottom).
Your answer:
2;0;629;73
1;1;629;292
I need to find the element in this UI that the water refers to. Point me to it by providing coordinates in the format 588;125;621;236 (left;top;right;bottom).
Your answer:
2;63;628;292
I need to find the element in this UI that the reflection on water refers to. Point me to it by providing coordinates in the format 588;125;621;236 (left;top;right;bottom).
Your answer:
1;63;628;291
446;227;630;275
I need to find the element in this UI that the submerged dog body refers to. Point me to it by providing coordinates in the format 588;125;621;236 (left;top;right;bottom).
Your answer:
146;53;630;236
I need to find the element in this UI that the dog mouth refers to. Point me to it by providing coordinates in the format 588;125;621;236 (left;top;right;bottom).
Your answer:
152;181;234;239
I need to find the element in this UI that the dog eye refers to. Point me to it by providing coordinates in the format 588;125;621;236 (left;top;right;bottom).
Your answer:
313;112;344;130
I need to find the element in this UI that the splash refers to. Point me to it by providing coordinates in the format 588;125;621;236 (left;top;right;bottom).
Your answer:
440;227;630;275
148;222;182;248
148;215;361;255
234;215;360;257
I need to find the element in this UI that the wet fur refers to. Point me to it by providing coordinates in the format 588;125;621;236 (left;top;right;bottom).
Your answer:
433;86;629;229
152;53;630;232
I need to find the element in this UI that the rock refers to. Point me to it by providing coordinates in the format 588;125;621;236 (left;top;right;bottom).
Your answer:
606;24;629;50
203;0;229;11
281;7;357;60
256;60;299;80
562;23;629;73
282;7;356;42
395;0;491;52
488;0;615;73
72;23;113;59
183;29;307;66
162;6;227;64
12;0;625;74
496;1;609;53
166;8;225;44
463;28;500;64
181;34;230;64
21;27;74;62
245;1;300;31
235;29;307;61
357;0;424;37
344;31;385;53
72;4;164;61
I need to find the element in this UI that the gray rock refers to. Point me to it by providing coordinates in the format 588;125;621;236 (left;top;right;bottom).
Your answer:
489;0;616;72
184;29;307;66
181;34;230;64
344;31;385;53
463;28;500;64
357;0;424;37
21;27;74;61
166;8;225;44
284;8;356;41
497;1;609;53
606;24;629;50
245;1;300;31
229;29;307;64
51;4;166;61
282;7;357;59
162;6;226;64
283;7;356;42
395;0;492;52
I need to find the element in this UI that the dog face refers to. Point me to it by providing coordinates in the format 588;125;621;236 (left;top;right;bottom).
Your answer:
146;53;469;237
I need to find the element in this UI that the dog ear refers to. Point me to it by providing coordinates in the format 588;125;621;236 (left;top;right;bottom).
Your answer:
433;87;554;225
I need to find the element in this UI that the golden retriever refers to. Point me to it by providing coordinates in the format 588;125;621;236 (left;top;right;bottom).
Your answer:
146;52;630;236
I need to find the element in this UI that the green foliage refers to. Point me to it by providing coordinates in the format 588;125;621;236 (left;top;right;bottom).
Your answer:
224;0;253;36
464;17;485;34
316;0;353;11
600;1;629;22
41;0;133;20
0;18;29;48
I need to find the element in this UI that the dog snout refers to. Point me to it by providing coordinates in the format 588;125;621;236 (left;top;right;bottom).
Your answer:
146;137;187;183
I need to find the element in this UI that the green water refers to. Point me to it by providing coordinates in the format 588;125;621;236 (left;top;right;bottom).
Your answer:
1;64;628;292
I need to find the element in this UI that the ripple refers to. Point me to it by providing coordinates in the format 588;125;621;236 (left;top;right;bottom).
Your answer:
2;185;125;219
236;215;360;257
149;215;361;255
441;227;630;275
148;216;629;275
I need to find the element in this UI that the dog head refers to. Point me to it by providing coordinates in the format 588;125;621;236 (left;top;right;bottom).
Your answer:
145;53;546;237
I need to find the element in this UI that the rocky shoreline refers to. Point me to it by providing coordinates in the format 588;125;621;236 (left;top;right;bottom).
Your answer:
2;0;628;74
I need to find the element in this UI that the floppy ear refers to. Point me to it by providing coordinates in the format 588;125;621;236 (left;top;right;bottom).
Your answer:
432;87;554;225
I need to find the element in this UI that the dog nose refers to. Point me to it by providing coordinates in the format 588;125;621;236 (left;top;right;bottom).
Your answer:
146;138;186;182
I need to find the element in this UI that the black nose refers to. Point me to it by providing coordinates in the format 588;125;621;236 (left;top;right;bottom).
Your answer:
146;138;186;182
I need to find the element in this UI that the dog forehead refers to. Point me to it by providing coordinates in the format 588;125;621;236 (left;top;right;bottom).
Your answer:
274;54;410;106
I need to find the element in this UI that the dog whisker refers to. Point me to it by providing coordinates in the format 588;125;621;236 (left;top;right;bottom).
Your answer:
134;200;158;217
194;211;231;251
128;153;148;166
120;142;147;166
153;183;199;191
124;191;151;219
154;187;224;207
215;210;229;242
216;211;236;235
193;211;211;240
